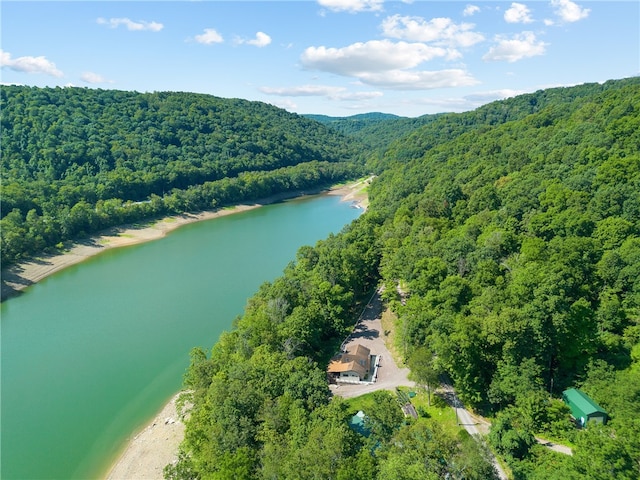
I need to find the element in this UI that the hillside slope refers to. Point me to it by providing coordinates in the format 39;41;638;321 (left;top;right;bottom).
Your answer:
174;77;640;479
370;76;640;477
0;87;364;265
306;111;443;159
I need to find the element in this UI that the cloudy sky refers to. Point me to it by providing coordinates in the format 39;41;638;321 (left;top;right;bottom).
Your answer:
2;0;638;117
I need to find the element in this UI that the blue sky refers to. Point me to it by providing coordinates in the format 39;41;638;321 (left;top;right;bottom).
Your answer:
2;1;638;117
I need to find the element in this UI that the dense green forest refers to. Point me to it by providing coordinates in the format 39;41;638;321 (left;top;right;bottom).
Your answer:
3;78;639;478
305;111;444;158
370;77;640;478
0;86;364;266
172;77;640;479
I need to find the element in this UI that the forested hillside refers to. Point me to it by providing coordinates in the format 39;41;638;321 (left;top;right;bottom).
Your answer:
370;77;640;477
305;111;444;158
174;77;640;479
0;86;364;266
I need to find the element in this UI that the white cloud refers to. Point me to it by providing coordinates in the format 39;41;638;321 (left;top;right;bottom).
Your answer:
550;0;590;23
260;84;383;101
357;69;479;90
504;3;534;23
339;90;385;101
412;96;470;110
97;17;163;32
463;5;480;17
262;85;341;96
483;32;547;62
195;28;224;45
464;89;524;102
80;72;112;84
412;88;525;112
301;39;478;90
381;15;484;48
0;49;63;77
301;40;449;76
237;32;272;48
317;0;384;13
269;98;298;111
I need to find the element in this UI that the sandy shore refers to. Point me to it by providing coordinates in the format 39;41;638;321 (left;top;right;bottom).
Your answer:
105;392;187;480
0;206;260;301
1;178;370;479
1;178;370;302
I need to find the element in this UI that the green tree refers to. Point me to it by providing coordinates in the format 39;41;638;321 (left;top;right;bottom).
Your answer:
572;423;636;480
451;431;500;480
489;409;536;461
364;390;404;443
408;346;440;406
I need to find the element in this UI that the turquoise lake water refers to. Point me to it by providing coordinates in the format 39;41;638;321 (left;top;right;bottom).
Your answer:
1;195;361;479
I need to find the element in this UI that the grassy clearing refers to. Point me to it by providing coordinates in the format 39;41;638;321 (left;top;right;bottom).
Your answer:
343;388;463;439
380;307;405;366
400;387;462;437
343;391;384;416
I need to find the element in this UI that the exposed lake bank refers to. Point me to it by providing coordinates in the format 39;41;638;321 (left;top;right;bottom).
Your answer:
1;178;369;302
2;188;365;480
101;180;368;479
105;391;187;480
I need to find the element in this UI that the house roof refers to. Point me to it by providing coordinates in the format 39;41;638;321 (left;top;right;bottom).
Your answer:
562;388;607;417
327;359;367;377
349;411;371;437
327;343;371;378
350;344;370;357
343;344;370;364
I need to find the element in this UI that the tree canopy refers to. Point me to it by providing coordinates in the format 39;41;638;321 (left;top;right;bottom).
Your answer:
5;77;640;478
1;86;365;265
173;77;640;479
369;76;640;478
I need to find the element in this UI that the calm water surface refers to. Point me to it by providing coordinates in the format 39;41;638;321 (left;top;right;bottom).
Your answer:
1;195;361;479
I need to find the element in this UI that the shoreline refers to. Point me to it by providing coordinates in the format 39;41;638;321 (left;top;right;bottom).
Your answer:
0;205;257;302
102;179;369;479
104;392;187;480
1;179;369;303
1;178;370;480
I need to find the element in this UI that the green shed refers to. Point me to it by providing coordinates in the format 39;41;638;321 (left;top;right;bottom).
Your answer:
562;388;608;427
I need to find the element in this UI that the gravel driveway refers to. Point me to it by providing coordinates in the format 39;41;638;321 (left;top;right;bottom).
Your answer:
330;290;415;399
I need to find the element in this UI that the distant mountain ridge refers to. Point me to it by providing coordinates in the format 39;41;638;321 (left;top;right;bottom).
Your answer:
305;111;402;125
304;111;444;155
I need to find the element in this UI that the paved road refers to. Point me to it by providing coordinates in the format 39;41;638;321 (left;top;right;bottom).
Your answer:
440;383;509;480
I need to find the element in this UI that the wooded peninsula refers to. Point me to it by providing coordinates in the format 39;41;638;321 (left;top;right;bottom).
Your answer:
2;77;639;479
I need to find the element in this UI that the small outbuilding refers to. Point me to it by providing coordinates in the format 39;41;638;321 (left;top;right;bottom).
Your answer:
349;410;371;437
562;388;608;427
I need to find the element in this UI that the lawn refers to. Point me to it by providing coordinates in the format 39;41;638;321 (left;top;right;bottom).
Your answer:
343;387;462;439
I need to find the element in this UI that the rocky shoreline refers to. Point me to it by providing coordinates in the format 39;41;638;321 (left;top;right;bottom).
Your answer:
105;392;187;480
